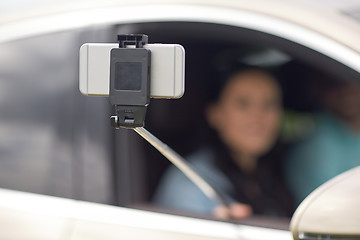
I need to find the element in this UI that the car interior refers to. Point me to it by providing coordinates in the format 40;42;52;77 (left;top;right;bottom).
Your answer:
0;21;359;228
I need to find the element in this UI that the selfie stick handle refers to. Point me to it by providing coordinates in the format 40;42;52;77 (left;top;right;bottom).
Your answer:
134;127;227;207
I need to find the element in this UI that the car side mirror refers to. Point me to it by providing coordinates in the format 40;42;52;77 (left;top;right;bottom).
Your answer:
290;167;360;240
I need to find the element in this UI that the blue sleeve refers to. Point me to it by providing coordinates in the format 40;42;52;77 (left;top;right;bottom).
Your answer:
153;165;217;215
284;136;331;204
286;112;360;204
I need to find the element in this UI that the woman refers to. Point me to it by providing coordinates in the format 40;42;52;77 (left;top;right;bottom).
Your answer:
153;65;294;219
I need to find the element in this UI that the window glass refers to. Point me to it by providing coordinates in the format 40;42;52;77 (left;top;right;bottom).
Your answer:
0;30;114;204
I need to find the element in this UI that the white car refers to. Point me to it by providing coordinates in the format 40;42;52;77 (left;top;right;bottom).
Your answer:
0;0;359;239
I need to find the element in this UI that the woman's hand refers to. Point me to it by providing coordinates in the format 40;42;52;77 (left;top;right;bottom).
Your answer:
213;203;252;220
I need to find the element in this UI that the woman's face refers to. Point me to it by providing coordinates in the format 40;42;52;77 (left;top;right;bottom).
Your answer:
207;70;282;157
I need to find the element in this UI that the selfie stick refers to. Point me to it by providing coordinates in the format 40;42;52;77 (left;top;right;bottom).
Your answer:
134;127;226;207
110;34;226;208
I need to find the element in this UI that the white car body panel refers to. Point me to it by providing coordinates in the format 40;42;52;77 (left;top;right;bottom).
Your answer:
0;188;291;240
0;1;359;73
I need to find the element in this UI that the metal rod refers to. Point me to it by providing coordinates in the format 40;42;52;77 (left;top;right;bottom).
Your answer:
134;127;226;207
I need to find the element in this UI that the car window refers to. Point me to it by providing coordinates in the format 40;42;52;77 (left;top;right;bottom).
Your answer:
0;20;359;229
0;28;115;204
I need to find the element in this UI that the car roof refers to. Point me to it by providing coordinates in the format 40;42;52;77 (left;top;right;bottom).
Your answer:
0;0;359;71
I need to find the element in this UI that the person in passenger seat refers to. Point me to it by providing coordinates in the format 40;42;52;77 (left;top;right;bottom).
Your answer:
285;74;360;203
153;65;295;219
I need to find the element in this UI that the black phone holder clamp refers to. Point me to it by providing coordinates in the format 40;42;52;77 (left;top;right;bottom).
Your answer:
117;34;148;48
110;34;151;129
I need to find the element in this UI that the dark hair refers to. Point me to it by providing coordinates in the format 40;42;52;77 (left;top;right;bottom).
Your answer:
206;63;278;104
212;136;295;216
207;126;295;216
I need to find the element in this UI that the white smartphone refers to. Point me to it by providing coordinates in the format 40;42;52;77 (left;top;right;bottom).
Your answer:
79;43;185;99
